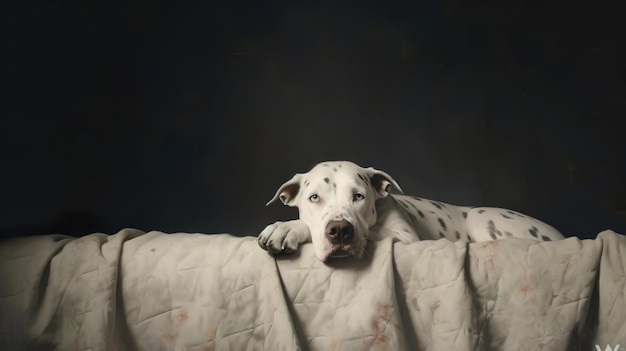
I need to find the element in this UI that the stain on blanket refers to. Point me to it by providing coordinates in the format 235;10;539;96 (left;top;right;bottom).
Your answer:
161;307;189;342
479;241;499;249
370;320;389;350
367;303;391;350
206;327;216;342
204;327;216;351
376;303;390;317
479;241;500;270
520;277;538;296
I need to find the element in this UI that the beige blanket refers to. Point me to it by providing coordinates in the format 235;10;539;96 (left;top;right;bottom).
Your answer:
1;229;625;350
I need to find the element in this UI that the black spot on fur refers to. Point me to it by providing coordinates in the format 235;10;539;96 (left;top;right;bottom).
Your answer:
409;213;417;224
400;201;409;209
430;201;442;210
510;210;526;218
333;167;337;172
338;164;342;168
462;212;467;218
407;201;420;213
333;183;336;188
357;173;367;184
500;213;513;219
429;211;436;215
438;218;447;231
324;177;329;184
372;208;375;214
504;231;513;237
447;214;452;220
418;210;424;218
487;220;497;240
529;226;539;238
455;231;461;239
478;209;486;214
542;235;552;241
439;231;445;238
322;164;329;167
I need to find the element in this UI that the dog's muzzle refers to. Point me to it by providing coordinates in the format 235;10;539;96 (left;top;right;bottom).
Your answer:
325;219;355;258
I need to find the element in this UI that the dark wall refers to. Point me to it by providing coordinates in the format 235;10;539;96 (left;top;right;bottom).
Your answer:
3;1;625;239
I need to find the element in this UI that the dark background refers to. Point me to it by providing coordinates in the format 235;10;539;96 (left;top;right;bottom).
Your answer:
3;1;625;240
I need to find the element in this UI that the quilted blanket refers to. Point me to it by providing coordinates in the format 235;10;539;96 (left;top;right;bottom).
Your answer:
1;229;625;351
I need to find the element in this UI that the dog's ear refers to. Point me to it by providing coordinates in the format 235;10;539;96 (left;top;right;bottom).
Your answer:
266;173;303;207
367;167;403;198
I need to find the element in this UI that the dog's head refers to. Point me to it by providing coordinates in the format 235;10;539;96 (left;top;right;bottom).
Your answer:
267;161;402;261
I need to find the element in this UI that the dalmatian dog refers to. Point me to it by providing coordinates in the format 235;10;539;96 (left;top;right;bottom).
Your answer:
258;161;565;262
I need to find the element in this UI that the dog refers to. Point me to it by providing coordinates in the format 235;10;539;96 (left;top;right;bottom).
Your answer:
258;161;564;261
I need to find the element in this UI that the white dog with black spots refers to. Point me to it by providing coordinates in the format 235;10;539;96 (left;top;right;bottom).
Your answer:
258;161;564;262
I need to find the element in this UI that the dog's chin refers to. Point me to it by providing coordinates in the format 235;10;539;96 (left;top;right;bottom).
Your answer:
328;249;351;259
320;242;365;261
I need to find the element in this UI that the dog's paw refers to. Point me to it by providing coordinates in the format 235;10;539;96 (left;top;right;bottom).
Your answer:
258;220;309;254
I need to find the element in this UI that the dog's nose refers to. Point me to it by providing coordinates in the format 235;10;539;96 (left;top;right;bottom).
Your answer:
325;219;354;244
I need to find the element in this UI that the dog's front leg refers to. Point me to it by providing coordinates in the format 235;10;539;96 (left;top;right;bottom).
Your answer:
257;219;311;254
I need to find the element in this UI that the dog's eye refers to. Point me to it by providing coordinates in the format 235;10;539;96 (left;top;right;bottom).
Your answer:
309;194;320;203
353;192;365;201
